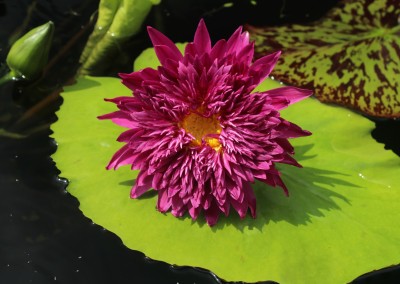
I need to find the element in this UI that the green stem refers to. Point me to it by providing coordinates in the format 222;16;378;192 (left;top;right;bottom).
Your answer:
0;71;17;86
0;128;26;139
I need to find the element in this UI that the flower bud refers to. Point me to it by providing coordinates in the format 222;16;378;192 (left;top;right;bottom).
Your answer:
6;21;54;80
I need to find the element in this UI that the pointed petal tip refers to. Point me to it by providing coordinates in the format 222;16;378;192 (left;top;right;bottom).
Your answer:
130;190;139;199
105;161;116;170
118;72;131;80
196;19;208;35
303;130;312;136
146;25;157;36
270;50;282;61
193;18;211;53
198;18;206;27
250;50;283;83
282;185;289;196
206;218;217;227
146;25;182;59
293;87;313;98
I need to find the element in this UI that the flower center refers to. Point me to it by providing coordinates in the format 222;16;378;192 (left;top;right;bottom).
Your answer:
181;111;222;150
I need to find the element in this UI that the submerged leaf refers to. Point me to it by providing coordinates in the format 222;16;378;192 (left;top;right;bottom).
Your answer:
247;0;400;118
51;45;400;283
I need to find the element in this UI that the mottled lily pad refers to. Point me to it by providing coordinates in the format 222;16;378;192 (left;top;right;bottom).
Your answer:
247;0;400;118
51;48;400;283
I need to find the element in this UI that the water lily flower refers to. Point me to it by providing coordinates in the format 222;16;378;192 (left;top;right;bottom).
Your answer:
100;19;312;226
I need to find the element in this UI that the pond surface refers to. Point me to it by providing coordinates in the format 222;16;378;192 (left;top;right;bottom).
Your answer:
1;1;399;283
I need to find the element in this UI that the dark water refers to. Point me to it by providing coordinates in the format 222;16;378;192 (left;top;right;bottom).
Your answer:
1;1;399;283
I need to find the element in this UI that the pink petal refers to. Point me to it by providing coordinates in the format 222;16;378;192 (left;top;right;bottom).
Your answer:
98;111;135;128
210;39;227;60
188;203;201;219
154;44;182;66
236;42;254;65
266;87;313;110
157;189;172;212
230;195;248;219
226;27;249;55
106;145;131;169
204;201;220;226
243;182;256;218
250;50;281;84
273;175;289;196
147;26;183;63
184;42;196;57
193;19;211;54
130;171;153;198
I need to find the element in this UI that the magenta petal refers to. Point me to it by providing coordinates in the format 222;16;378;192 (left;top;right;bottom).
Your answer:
204;201;220;226
130;171;153;198
273;175;289;196
193;19;212;54
157;189;172;212
184;42;197;57
219;200;230;216
120;67;159;83
188;203;200;219
147;26;183;62
106;145;131;169
236;42;254;65
226;26;242;49
98;111;135;128
210;39;227;60
154;44;182;66
243;182;256;218
226;26;249;55
250;50;281;84
230;195;248;219
266;86;313;109
167;186;180;198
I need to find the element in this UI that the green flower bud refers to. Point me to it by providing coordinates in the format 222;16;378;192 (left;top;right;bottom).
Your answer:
6;21;54;80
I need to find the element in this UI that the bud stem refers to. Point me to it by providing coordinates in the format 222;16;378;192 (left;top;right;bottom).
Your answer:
0;71;17;86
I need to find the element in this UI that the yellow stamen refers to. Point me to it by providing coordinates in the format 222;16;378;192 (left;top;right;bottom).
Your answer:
180;110;222;150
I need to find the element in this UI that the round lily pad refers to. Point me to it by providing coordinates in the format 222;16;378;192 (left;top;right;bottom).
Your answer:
51;52;400;283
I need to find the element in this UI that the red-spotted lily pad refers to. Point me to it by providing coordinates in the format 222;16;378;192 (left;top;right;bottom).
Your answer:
247;0;400;118
51;48;400;283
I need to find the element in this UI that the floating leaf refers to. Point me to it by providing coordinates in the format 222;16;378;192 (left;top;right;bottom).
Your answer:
247;0;400;118
51;47;400;283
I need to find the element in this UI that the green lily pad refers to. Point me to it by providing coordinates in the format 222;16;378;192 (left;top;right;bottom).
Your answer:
52;53;400;282
247;0;400;118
